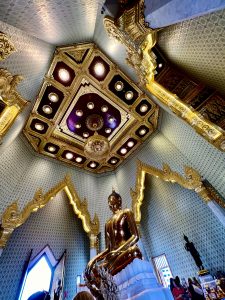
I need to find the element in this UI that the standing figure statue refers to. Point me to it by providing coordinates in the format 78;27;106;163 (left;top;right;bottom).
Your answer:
184;235;204;270
85;189;142;298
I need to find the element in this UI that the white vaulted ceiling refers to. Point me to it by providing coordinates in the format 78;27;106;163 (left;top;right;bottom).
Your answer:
158;9;225;95
0;0;104;45
0;0;137;104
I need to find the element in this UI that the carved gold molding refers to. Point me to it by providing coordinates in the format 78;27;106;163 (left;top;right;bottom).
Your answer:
103;0;225;151
0;32;16;61
130;160;222;224
142;39;225;151
0;68;29;141
0;175;99;248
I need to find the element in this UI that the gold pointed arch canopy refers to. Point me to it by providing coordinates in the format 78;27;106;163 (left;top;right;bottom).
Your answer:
130;160;224;225
0;174;99;248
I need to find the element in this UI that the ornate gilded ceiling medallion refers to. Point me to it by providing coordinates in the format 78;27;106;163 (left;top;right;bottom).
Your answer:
23;43;159;173
86;114;104;131
84;132;110;162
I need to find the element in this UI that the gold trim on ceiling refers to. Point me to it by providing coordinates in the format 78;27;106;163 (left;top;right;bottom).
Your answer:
130;160;224;225
0;175;99;248
23;42;159;173
103;0;225;152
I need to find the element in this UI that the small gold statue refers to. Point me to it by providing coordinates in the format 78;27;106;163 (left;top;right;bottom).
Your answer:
85;190;142;297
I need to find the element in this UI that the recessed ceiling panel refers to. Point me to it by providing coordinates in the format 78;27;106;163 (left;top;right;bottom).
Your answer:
24;43;159;173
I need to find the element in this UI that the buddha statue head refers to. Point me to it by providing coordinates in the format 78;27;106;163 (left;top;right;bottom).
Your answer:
108;189;122;213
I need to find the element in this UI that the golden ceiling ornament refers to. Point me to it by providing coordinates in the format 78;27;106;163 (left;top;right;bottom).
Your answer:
0;174;100;249
0;32;16;61
85;114;104;131
130;160;219;225
84;131;110;162
0;68;29;142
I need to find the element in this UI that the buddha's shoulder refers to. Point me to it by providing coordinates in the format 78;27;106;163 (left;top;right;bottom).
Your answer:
118;208;133;217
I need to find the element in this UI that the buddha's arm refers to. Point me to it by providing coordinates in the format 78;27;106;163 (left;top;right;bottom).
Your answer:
114;210;139;254
86;225;110;272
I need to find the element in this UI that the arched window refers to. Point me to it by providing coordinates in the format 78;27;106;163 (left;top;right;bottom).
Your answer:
18;245;65;300
19;254;52;300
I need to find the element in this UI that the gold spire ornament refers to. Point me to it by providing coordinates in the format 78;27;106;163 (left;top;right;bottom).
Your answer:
0;32;16;61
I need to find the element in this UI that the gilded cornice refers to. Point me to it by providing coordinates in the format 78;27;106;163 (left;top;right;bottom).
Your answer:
0;32;16;61
104;0;225;152
131;160;219;224
0;68;29;141
0;175;99;248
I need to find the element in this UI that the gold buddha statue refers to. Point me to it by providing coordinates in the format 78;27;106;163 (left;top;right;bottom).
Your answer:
85;190;142;297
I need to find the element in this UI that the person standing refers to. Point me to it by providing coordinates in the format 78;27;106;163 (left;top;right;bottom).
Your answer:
188;278;205;300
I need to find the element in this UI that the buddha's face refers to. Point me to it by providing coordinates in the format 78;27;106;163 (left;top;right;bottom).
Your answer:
108;196;122;213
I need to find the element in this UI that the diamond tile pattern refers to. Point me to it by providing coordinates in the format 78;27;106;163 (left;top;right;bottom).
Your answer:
158;9;225;95
0;0;105;45
0;191;89;300
0;21;54;101
141;175;225;279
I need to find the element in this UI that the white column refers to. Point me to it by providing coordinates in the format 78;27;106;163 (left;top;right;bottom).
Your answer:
207;200;225;227
89;234;98;259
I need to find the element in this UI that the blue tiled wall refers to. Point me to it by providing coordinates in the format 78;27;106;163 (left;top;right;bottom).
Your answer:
141;175;225;279
0;191;89;300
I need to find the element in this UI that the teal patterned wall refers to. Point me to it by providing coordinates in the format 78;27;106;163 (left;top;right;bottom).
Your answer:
141;175;225;279
0;191;89;300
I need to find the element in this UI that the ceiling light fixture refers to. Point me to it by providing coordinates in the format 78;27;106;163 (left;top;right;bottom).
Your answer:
94;62;105;76
83;132;89;138
42;105;52;114
115;81;124;91
48;92;59;102
127;141;134;147
87;102;94;109
90;162;97;168
125;91;133;100
65;152;73;160
75;123;81;129
76;110;83;117
75;157;83;163
34;123;44;131
105;128;111;134
58;68;70;82
158;63;163;68
120;148;127;154
139;128;147;136
47;145;56;152
140;104;148;113
108;116;115;123
101;105;108;112
111;158;117;164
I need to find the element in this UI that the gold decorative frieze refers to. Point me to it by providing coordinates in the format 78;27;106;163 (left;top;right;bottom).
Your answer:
131;160;221;224
0;32;16;61
0;68;29;141
0;175;99;248
104;0;225;151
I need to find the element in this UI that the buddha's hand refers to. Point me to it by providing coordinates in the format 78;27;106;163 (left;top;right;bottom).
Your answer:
107;249;120;261
85;259;95;278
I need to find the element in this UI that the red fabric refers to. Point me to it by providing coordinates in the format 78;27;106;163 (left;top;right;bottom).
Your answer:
172;287;186;300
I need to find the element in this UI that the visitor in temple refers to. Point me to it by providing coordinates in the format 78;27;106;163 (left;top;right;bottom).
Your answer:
73;291;94;300
171;276;191;300
188;278;205;300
